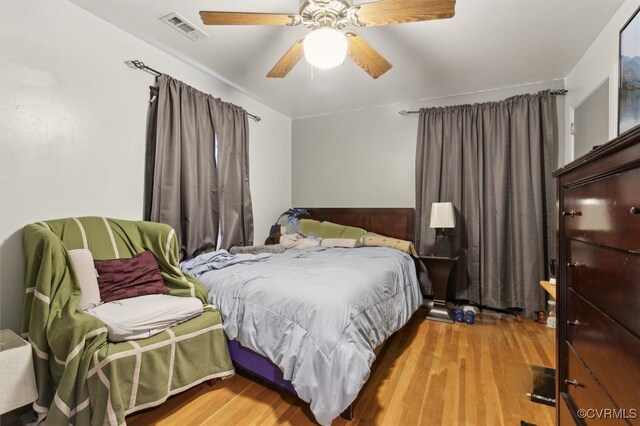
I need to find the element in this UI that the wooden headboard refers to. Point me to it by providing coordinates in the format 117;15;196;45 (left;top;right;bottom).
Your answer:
298;208;415;242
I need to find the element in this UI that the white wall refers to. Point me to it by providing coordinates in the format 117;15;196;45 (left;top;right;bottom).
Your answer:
573;79;610;158
292;80;565;208
0;1;292;331
564;1;640;163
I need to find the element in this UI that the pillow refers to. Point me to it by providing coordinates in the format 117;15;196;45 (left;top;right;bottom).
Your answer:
317;221;346;238
94;251;168;303
298;219;323;237
68;249;101;310
298;219;367;240
325;222;366;240
320;238;361;248
361;232;419;257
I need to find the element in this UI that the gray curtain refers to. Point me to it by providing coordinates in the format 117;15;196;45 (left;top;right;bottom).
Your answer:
145;74;253;259
415;91;555;316
212;101;253;250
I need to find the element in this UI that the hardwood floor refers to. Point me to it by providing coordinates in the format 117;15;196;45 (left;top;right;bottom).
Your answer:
128;308;556;426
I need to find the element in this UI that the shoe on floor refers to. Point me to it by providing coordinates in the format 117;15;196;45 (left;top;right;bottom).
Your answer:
465;310;475;324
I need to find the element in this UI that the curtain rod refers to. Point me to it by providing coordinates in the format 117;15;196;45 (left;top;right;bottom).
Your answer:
398;89;568;116
128;60;262;122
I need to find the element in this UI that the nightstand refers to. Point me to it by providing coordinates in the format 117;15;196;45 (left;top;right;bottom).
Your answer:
419;256;458;323
0;330;38;414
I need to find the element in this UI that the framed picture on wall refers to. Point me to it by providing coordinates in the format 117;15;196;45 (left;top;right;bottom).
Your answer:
619;6;640;135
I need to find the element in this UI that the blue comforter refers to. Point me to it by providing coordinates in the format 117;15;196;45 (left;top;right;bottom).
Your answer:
184;247;421;425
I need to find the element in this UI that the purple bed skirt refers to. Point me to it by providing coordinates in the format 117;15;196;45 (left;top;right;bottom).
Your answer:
227;339;297;394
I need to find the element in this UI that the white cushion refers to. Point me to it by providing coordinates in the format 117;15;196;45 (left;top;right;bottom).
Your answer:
85;294;203;342
68;249;101;310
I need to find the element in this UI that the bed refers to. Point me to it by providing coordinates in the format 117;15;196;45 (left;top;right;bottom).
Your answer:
182;208;421;425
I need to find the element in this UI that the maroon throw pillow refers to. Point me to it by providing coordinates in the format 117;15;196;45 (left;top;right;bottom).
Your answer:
94;251;168;303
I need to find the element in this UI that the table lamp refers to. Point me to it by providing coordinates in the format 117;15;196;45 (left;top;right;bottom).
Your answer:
430;202;456;257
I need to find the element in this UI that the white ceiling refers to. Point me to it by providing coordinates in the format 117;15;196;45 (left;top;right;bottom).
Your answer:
70;0;624;118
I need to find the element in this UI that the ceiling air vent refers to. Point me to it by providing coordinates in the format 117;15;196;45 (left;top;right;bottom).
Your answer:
160;12;208;41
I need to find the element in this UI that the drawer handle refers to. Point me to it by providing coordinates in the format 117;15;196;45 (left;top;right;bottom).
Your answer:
567;262;581;268
562;210;582;217
567;320;580;326
565;379;581;387
631;207;640;215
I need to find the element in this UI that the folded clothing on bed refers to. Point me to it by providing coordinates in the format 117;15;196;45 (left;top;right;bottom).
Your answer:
85;294;203;342
279;233;320;249
319;238;361;248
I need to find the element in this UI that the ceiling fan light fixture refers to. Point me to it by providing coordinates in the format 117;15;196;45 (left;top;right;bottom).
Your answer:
303;27;347;69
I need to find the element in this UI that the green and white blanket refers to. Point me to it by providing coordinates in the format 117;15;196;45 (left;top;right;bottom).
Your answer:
21;217;234;425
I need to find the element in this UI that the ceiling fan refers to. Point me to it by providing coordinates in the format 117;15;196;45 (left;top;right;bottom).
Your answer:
199;0;455;79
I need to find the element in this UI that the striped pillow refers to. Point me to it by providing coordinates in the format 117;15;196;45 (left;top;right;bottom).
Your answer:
94;251;168;303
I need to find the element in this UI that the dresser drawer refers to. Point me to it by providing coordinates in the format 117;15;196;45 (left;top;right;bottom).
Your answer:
567;239;640;335
564;344;627;425
567;289;640;413
562;167;640;252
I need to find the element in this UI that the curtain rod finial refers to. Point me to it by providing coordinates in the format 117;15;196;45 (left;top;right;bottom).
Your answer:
398;110;409;116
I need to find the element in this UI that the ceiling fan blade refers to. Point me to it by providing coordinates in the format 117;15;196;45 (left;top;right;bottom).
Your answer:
353;0;455;26
267;38;306;78
346;33;392;79
200;11;298;26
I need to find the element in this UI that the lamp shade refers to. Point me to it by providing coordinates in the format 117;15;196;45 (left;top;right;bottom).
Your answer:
429;202;456;228
303;28;347;69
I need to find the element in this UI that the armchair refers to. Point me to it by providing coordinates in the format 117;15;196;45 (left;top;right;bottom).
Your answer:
21;217;234;425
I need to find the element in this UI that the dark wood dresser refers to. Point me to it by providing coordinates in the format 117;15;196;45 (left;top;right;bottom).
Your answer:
554;125;640;425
